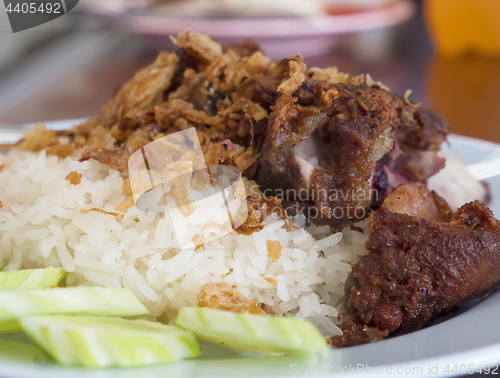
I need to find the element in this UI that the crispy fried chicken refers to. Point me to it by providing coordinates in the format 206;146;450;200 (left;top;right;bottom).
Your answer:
332;184;500;347
255;81;400;230
254;77;451;229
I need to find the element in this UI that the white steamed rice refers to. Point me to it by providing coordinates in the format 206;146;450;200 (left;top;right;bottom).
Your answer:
0;149;370;335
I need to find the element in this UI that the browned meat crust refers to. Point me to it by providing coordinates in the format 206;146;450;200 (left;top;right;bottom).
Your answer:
332;184;500;347
381;183;451;222
255;81;400;229
197;282;275;315
254;80;451;229
394;99;450;153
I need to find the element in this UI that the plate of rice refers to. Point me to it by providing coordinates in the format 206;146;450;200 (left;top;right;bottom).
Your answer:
1;30;500;377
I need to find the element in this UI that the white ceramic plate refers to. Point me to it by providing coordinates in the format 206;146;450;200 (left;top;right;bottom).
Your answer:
1;122;500;378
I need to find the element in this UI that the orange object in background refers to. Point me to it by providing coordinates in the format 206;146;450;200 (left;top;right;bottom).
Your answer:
424;0;500;57
426;56;500;143
424;0;500;143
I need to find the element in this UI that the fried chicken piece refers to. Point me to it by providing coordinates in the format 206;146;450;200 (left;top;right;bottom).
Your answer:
197;282;275;315
369;97;451;208
394;103;449;153
253;68;452;231
332;184;500;347
381;183;451;222
255;80;400;230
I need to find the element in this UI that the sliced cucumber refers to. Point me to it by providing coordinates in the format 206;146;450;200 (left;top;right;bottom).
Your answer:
176;307;330;357
20;315;201;368
0;336;52;364
0;267;66;290
0;287;148;333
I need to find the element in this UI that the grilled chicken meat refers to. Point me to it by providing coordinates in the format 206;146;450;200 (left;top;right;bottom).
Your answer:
332;184;500;347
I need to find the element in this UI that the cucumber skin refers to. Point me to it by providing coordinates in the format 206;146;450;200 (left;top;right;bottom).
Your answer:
20;315;201;368
0;287;148;333
0;319;21;334
176;307;330;357
0;267;67;291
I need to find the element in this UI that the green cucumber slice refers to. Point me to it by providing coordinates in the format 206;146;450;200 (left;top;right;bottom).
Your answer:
21;315;201;368
0;336;52;364
0;267;66;290
176;307;330;357
0;287;148;333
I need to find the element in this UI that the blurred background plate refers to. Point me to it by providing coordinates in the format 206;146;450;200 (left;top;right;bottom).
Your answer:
75;0;415;57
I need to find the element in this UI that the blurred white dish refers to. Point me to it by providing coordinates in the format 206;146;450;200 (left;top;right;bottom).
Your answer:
76;0;415;58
